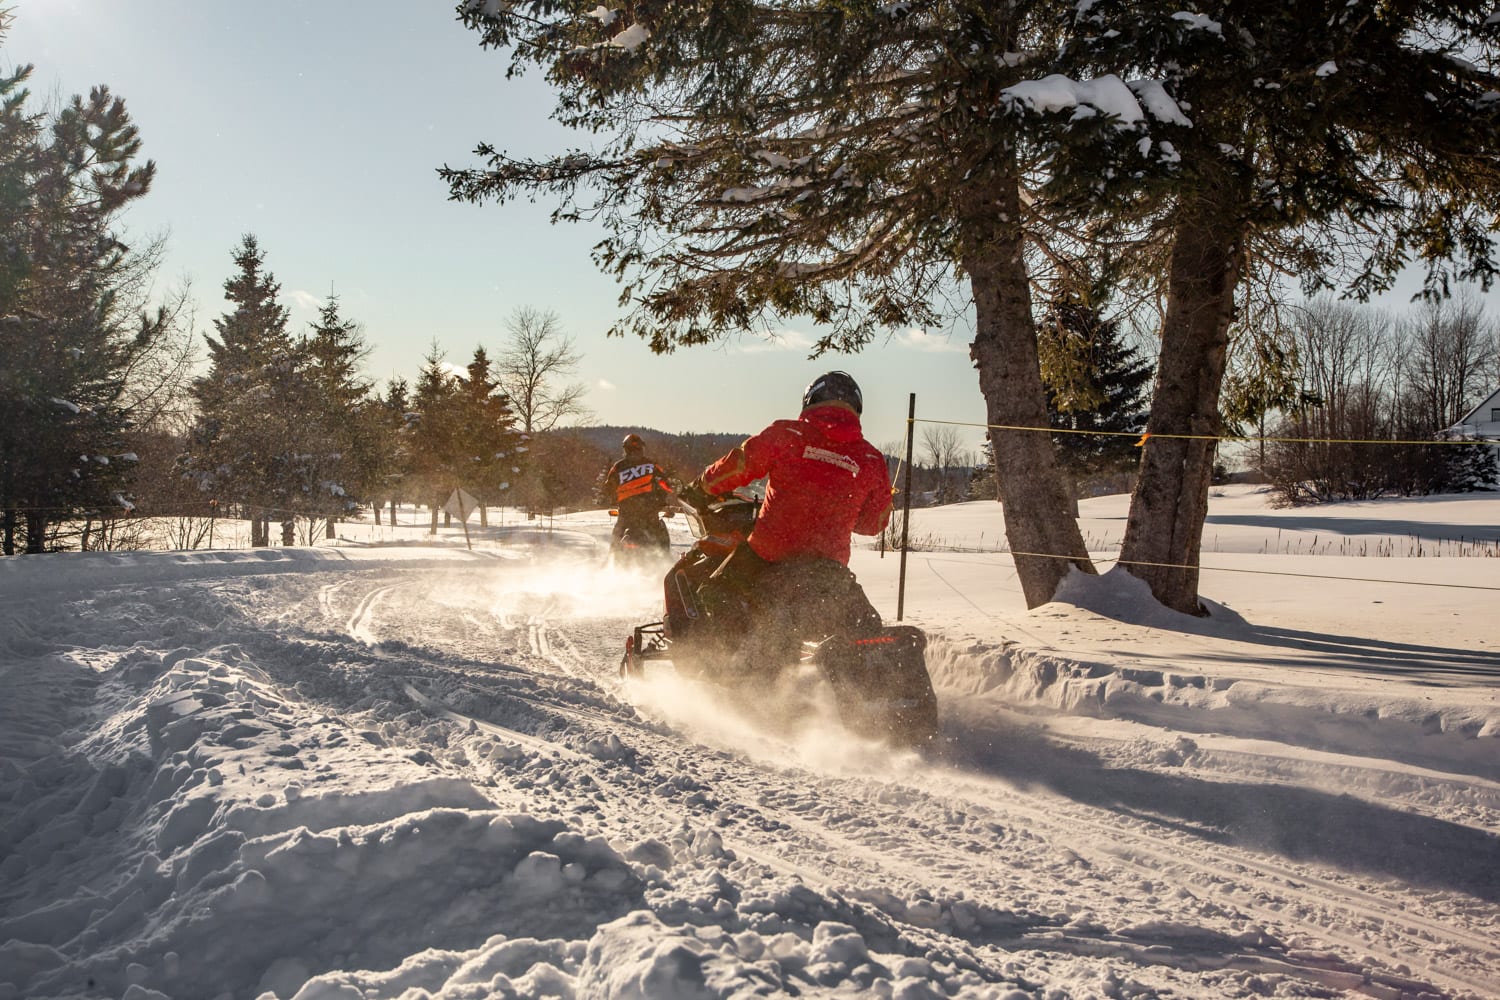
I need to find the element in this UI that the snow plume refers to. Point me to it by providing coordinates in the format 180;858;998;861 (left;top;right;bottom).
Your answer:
626;663;916;776
419;555;664;625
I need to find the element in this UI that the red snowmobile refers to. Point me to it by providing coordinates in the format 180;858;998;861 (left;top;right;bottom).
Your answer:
619;488;939;749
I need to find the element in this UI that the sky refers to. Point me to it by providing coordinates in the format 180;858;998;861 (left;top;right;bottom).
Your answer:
1;485;1497;999
8;2;1498;463
3;0;992;452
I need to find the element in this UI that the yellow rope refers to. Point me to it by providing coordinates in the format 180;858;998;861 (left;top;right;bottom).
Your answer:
994;550;1500;592
915;417;1500;448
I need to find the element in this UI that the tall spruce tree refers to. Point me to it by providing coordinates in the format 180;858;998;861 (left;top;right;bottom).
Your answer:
303;294;384;534
1039;280;1154;498
186;236;302;546
406;345;465;533
374;377;411;523
1221;318;1322;473
0;17;161;554
456;346;521;523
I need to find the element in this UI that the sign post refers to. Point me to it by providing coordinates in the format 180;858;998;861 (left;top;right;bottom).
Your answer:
442;488;480;550
897;393;915;621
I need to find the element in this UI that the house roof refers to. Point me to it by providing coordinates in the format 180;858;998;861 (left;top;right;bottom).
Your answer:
1447;385;1500;435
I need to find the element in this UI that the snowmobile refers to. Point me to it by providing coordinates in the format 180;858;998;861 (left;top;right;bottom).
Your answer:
619;488;939;749
606;508;675;571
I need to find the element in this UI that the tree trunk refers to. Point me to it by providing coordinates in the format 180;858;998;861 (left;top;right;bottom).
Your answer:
25;511;45;553
964;174;1095;608
429;504;439;535
325;518;335;540
1120;205;1246;614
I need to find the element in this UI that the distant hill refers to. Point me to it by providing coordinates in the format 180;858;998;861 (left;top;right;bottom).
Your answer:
558;426;748;479
520;425;749;510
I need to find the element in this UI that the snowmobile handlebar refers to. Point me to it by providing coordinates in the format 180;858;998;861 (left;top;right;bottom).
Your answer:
670;485;760;540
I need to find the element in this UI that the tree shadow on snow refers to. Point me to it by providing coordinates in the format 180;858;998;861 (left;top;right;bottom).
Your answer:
1121;623;1500;685
942;717;1500;904
1204;511;1500;545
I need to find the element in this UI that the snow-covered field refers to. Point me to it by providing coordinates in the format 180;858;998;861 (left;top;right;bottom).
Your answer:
2;485;1497;1000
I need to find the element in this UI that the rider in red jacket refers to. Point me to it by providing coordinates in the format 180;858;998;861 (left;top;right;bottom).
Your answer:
701;372;892;564
690;371;892;645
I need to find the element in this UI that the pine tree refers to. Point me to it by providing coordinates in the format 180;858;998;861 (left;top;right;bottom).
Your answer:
455;346;520;523
302;294;384;535
405;345;465;533
1221;318;1323;474
184;236;348;547
373;377;411;524
967;439;998;502
1040;281;1154;499
0;19;161;554
305;294;369;409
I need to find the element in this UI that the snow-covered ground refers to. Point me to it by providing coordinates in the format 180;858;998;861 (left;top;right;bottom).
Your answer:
2;485;1497;1000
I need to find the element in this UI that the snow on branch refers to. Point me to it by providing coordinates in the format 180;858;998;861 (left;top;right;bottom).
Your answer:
1002;74;1146;125
1171;11;1223;35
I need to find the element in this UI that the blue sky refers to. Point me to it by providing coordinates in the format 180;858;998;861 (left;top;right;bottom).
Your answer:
4;0;991;454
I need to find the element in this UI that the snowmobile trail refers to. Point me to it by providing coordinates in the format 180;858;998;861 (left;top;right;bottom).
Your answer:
404;662;1477;1000
18;555;1492;999
298;563;1500;998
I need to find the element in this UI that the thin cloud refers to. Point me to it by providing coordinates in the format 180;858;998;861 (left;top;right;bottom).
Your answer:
290;290;323;312
597;378;616;391
733;328;816;353
893;327;966;353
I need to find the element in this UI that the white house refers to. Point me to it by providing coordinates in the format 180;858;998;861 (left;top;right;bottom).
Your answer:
1444;388;1500;481
1445;386;1500;440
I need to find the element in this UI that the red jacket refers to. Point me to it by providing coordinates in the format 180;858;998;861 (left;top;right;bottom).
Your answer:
702;402;891;565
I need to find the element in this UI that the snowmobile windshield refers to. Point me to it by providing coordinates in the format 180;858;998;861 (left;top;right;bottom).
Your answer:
678;501;709;539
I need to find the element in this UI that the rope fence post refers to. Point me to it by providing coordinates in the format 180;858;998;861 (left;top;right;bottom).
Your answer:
897;393;915;621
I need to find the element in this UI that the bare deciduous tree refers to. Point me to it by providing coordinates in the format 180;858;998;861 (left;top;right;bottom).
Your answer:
496;307;590;434
119;277;202;435
1398;293;1494;432
920;424;967;504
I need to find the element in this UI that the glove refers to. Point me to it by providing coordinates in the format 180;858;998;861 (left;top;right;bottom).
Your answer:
679;479;714;511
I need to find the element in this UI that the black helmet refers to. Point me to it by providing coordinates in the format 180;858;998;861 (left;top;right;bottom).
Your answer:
622;433;644;454
802;371;862;415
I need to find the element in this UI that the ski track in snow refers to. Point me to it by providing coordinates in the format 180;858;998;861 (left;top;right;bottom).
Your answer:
308;562;1499;998
3;540;1498;1000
